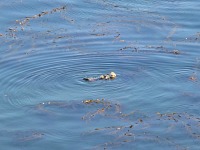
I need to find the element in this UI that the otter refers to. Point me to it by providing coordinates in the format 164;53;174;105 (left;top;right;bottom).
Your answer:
83;72;117;82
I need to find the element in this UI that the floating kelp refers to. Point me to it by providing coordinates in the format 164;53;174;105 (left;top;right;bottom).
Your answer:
82;99;121;121
32;99;121;120
4;5;67;39
27;99;200;149
86;111;200;149
171;50;181;55
119;45;181;55
156;112;200;139
83;99;103;104
92;133;187;150
16;6;67;28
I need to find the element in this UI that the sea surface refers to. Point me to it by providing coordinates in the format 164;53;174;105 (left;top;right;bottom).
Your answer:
0;0;200;149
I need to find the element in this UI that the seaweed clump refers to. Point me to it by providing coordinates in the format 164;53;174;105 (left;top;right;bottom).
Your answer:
82;99;121;120
16;6;67;28
29;99;200;149
87;111;200;149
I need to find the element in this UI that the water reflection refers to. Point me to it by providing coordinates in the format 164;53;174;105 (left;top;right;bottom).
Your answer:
0;0;200;149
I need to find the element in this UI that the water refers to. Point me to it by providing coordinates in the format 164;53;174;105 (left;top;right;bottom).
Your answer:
0;0;200;149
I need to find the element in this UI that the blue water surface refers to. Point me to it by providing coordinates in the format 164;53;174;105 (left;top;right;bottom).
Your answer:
0;0;200;149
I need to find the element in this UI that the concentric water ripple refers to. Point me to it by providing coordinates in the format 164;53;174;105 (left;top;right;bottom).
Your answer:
1;48;196;112
1;0;200;150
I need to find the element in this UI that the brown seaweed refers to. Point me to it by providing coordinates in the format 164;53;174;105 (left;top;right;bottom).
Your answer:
85;111;199;149
82;99;122;120
16;6;66;28
119;45;181;55
27;99;200;149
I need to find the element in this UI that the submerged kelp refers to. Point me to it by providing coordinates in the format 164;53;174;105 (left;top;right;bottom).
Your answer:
27;99;200;149
15;131;45;143
5;5;67;39
32;99;121;120
1;0;183;57
89;112;200;149
88;113;200;149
